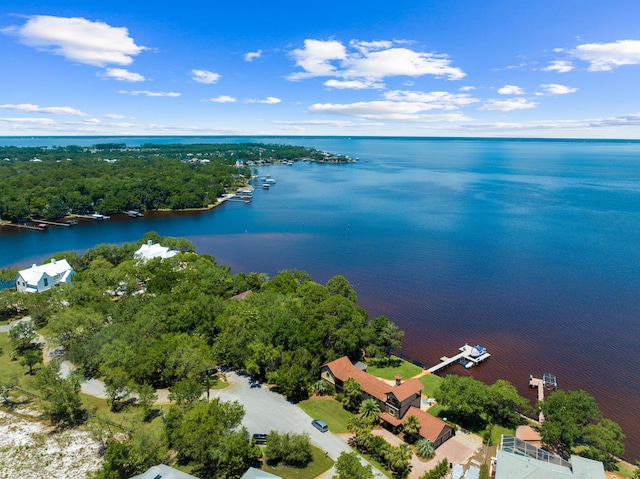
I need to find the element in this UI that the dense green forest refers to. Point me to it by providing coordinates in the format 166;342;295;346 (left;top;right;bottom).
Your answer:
0;232;403;402
0;142;348;222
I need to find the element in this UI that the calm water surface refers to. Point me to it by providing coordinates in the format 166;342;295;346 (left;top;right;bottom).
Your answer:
1;136;639;461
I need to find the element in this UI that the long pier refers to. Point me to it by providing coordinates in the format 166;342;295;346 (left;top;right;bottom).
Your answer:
32;219;72;227
2;222;46;231
529;373;557;423
427;344;491;373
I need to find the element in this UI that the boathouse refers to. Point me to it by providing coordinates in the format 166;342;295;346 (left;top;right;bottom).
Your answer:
16;258;75;293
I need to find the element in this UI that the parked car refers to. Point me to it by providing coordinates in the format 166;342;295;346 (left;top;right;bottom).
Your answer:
311;419;328;432
252;433;268;444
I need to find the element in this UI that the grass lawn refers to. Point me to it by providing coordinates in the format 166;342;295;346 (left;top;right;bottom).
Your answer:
298;397;355;434
419;374;442;397
366;356;422;381
0;333;42;384
263;444;334;479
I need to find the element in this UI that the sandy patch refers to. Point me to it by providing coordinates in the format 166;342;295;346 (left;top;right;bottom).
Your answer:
0;410;102;479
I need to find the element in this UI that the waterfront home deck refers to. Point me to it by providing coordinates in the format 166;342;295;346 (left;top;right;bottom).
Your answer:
427;344;491;374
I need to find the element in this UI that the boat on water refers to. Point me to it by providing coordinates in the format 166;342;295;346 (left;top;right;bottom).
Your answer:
91;214;110;220
262;183;270;189
265;178;276;184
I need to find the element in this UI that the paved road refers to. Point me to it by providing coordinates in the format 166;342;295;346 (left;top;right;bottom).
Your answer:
0;316;31;333
214;372;352;461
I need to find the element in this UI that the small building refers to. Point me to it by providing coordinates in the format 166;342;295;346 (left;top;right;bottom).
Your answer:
134;240;179;261
16;258;75;293
129;464;200;479
240;467;281;479
321;356;452;447
495;436;606;479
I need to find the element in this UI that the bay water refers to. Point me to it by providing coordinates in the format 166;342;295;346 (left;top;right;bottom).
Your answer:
1;136;639;461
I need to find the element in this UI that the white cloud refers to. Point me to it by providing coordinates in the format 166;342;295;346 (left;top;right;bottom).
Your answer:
247;97;281;104
479;98;537;111
540;83;578;95
2;15;146;67
572;39;640;71
207;95;237;103
498;85;524;95
244;49;262;62
192;69;221;84
104;113;125;119
309;100;471;122
289;39;347;79
382;90;479;109
1;103;87;116
542;60;574;73
272;119;384;127
119;90;181;97
104;68;145;82
459;86;475;92
288;39;464;82
0;117;57;125
324;79;384;90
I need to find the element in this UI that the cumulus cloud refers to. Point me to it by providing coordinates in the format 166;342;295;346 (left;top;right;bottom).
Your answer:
119;90;181;97
1;103;87;116
459;86;476;92
246;97;281;104
288;39;464;85
104;113;125;119
542;60;574;73
478;98;537;111
309;101;472;122
572;39;640;71
2;15;146;67
104;68;145;82
206;95;237;103
498;85;524;95
324;79;384;89
244;50;262;62
540;83;578;95
192;69;221;84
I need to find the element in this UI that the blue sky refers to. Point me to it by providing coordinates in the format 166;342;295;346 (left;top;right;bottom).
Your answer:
2;0;640;138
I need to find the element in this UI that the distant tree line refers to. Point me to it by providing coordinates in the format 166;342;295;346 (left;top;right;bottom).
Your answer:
0;142;336;222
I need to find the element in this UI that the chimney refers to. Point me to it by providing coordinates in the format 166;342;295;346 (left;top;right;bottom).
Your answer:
395;375;402;386
51;258;56;264
147;240;153;246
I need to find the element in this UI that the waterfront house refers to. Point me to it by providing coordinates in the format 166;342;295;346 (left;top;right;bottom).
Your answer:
321;356;452;447
133;240;179;261
16;258;75;293
129;464;200;479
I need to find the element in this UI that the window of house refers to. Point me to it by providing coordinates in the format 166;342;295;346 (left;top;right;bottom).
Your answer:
43;278;48;287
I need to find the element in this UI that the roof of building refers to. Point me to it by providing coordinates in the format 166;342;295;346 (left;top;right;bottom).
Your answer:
134;241;179;260
496;437;606;479
324;356;389;402
129;464;200;479
388;378;423;402
241;467;281;479
495;450;606;479
514;425;541;442
18;258;74;286
380;411;403;427
405;406;451;442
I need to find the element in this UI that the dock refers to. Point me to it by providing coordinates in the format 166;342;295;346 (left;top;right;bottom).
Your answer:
74;214;110;220
529;373;557;423
427;344;491;374
32;219;72;227
2;222;46;231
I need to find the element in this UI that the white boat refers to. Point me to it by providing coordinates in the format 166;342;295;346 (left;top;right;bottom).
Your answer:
262;183;270;189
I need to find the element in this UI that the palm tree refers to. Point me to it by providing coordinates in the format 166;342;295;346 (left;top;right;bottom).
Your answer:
402;414;421;443
415;438;435;459
359;398;381;425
